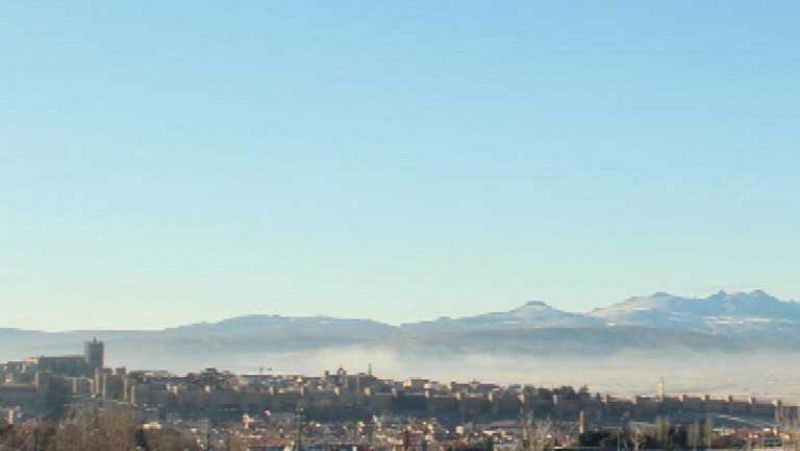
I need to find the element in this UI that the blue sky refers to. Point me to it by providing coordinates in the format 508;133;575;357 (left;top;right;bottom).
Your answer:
2;2;799;330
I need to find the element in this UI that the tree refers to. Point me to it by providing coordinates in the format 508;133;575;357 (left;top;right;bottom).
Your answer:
47;407;138;450
686;421;701;450
626;424;647;451
520;412;554;451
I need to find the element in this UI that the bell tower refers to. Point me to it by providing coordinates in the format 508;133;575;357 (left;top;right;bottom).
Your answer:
84;337;105;373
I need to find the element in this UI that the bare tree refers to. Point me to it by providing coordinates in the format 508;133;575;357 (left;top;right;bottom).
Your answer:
520;412;555;451
46;407;138;451
686;421;701;450
626;424;647;451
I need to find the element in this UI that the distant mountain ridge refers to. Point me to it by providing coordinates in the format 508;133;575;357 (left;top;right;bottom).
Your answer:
2;290;799;368
165;315;395;337
401;300;604;333
397;289;800;337
589;290;800;336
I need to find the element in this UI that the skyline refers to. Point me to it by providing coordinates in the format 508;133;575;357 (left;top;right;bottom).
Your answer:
3;2;800;330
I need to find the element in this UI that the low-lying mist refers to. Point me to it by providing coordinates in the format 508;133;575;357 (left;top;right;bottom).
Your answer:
107;346;800;404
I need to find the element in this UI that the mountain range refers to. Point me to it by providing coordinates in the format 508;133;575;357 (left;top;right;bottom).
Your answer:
2;290;798;370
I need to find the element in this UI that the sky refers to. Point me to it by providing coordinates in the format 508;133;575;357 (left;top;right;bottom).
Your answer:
1;1;799;331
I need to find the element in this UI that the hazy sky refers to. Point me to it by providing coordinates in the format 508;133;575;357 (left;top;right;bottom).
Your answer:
2;2;799;331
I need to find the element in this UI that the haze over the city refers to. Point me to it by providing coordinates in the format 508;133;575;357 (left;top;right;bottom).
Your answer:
3;1;800;331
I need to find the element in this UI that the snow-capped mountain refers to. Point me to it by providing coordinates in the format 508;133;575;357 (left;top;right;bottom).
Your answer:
3;291;800;368
165;314;394;337
590;290;800;335
401;300;604;333
401;290;800;337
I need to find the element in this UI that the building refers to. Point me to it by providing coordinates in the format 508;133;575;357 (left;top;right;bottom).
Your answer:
84;338;104;373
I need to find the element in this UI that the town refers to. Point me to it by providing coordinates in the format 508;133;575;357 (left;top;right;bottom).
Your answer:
1;340;798;450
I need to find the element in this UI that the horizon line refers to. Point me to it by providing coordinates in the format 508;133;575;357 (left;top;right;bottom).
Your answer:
3;288;791;333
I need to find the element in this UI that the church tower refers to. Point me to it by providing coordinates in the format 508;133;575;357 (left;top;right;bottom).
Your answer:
84;337;105;373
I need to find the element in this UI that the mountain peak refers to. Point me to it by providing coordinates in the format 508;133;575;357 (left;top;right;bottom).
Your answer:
519;300;550;308
509;300;564;316
590;289;798;334
708;289;776;302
